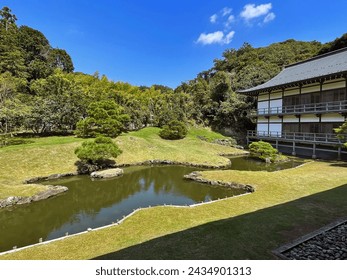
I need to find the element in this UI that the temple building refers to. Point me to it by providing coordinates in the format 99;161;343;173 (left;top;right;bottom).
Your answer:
238;47;347;159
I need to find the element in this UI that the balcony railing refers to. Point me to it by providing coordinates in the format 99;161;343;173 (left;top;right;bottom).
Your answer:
253;100;347;116
247;130;346;145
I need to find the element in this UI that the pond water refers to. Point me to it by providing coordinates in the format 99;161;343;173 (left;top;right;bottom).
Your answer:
228;156;303;172
0;165;244;253
0;156;304;253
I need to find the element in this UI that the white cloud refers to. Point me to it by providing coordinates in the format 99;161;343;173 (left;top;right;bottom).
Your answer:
224;31;235;44
225;14;235;28
196;30;235;45
240;3;272;20
197;31;224;45
210;14;218;23
264;12;275;23
222;7;232;17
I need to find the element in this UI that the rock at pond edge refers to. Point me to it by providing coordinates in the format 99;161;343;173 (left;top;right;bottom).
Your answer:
90;168;124;179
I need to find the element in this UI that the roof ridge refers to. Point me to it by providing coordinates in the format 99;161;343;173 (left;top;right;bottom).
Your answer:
285;47;347;69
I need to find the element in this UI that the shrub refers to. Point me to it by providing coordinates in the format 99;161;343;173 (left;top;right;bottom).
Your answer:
74;136;122;174
0;135;34;148
334;122;347;148
159;120;188;140
249;141;279;162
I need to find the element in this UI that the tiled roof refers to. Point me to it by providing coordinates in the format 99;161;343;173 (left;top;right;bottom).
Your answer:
238;47;347;95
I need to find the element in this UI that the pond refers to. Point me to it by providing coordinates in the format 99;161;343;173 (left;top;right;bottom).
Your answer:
0;165;245;253
0;157;304;253
227;155;303;172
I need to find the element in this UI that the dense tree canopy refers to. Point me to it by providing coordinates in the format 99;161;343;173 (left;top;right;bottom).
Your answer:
0;5;345;142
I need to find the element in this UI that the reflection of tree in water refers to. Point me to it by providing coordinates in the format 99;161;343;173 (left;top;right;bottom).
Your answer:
227;156;303;172
0;165;244;252
0;173;145;252
141;166;243;202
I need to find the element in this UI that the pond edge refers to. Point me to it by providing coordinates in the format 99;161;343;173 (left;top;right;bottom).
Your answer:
0;191;252;258
0;185;68;208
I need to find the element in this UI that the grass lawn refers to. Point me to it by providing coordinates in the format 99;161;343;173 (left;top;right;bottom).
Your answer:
0;127;243;199
1;128;347;260
115;127;242;166
0;136;84;199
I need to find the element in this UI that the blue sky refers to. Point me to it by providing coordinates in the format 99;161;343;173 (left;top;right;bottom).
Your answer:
2;0;347;88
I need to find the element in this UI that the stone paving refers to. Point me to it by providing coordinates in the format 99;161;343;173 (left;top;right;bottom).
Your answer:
274;220;347;260
283;222;347;260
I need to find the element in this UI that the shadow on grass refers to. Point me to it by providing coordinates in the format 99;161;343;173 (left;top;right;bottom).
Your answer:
93;184;347;260
329;163;347;168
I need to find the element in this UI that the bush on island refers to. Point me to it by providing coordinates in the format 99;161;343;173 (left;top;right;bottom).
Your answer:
74;136;122;174
159;120;188;140
249;140;287;163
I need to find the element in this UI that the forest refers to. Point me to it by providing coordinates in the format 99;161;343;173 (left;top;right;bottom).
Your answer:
1;6;346;142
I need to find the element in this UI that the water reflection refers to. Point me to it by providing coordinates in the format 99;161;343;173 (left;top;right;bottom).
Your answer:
0;165;244;252
228;156;303;172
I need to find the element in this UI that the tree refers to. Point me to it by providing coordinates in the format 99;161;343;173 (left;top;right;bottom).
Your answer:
159;120;188;140
18;26;51;80
48;48;74;73
75;136;122;174
27;70;85;134
0;72;28;133
210;71;232;103
334;122;347;148
75;100;129;138
318;33;347;55
0;7;17;31
0;8;27;78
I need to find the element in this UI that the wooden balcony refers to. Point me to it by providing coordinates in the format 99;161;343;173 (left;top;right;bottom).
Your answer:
247;130;346;145
253;100;347;117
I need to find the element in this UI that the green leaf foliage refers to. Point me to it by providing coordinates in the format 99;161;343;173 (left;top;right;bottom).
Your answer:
75;100;130;138
74;136;122;162
1;5;346;140
159;120;188;140
249;141;279;162
334;122;347;148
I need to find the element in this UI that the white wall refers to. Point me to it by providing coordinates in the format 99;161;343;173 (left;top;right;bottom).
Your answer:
322;79;345;91
321;114;345;122
284;88;300;96
283;116;299;123
270;91;282;99
301;83;320;94
269;116;282;123
258;94;268;101
300;114;320;123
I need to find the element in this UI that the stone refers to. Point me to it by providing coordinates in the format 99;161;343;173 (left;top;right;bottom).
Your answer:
90;168;124;179
0;185;68;208
31;186;68;202
16;197;32;205
183;172;255;193
283;221;347;260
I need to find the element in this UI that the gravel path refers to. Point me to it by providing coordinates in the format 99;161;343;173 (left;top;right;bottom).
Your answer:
283;223;347;260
